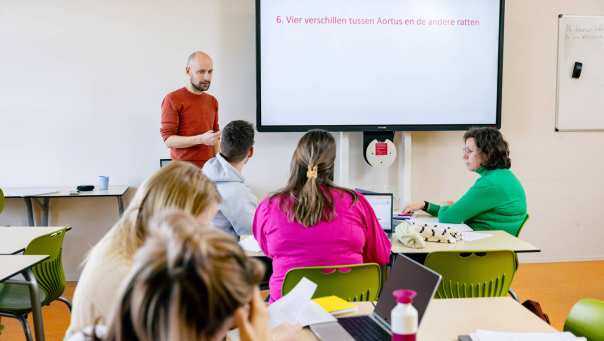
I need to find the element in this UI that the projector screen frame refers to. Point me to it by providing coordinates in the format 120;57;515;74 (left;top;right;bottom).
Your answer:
255;0;505;132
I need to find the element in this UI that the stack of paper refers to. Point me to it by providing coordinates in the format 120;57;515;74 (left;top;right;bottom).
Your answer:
469;330;587;341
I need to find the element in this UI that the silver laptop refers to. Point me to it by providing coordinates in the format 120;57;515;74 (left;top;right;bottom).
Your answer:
363;192;394;232
310;255;442;340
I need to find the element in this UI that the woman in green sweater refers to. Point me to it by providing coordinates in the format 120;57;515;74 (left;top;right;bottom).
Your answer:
402;127;527;236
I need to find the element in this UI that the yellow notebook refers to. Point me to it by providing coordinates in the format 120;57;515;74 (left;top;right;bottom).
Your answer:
312;296;358;316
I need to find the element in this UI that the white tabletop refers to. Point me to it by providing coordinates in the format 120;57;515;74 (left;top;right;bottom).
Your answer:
4;186;128;198
294;297;556;340
418;297;556;339
0;255;49;281
392;230;540;254
0;226;70;254
241;230;540;257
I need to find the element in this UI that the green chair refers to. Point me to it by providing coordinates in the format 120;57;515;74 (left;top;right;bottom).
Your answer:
282;263;382;301
508;214;530;301
515;214;530;237
0;227;71;341
425;250;518;298
564;298;604;341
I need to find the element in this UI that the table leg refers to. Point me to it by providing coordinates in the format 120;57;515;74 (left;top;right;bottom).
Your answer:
22;269;45;341
117;196;124;216
24;197;35;226
33;198;50;226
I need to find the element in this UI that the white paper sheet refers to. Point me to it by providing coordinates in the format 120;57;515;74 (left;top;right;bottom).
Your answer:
470;330;587;341
5;189;60;197
411;216;473;232
227;278;335;341
269;277;336;327
239;236;262;252
462;232;493;242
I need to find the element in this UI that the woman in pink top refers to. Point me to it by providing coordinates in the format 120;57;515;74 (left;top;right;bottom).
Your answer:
253;130;392;302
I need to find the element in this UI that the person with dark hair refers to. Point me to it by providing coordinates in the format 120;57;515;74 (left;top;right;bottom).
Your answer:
67;209;295;341
203;120;257;237
253;130;391;302
402;127;527;236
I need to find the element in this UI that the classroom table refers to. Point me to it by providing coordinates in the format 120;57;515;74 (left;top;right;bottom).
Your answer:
240;230;540;258
0;254;50;341
392;215;540;253
0;226;71;254
295;297;556;340
392;230;540;254
4;186;128;226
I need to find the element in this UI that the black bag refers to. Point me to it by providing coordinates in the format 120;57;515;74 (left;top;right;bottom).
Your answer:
522;299;551;324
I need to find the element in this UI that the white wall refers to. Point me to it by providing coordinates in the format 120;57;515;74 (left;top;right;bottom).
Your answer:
1;0;603;279
412;0;604;263
0;0;399;279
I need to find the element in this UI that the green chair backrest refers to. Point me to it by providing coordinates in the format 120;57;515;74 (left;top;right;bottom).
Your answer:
515;214;530;237
0;188;4;214
564;298;604;341
425;250;518;298
24;227;68;306
282;263;382;302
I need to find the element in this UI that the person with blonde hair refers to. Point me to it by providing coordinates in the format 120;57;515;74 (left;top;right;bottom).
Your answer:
103;210;269;341
67;161;222;336
69;210;298;341
253;130;392;302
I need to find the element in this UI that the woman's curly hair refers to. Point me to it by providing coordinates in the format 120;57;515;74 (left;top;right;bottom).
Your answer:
464;127;511;170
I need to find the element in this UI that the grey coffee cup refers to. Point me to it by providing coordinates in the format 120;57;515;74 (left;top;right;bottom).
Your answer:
98;176;109;191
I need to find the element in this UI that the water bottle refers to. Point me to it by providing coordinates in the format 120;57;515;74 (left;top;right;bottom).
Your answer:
391;289;418;341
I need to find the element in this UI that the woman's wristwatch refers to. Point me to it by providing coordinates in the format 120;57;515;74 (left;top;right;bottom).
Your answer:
422;201;429;211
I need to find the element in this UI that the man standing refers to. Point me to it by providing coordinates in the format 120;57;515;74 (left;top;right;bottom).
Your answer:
202;120;257;238
160;51;220;168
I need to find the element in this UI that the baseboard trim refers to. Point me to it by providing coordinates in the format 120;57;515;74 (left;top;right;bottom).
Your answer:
518;255;604;263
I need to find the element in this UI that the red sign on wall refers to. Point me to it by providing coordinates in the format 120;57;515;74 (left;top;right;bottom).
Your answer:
375;142;388;156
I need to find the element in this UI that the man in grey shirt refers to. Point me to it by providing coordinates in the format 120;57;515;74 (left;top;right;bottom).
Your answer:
202;120;257;238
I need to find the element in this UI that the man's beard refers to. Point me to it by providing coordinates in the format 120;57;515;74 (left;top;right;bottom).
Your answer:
191;79;210;92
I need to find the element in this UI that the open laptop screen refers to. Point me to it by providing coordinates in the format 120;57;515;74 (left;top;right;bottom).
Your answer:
374;255;442;326
363;193;393;231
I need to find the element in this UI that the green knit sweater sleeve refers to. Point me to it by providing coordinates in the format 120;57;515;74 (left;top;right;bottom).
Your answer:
429;177;502;224
425;202;440;216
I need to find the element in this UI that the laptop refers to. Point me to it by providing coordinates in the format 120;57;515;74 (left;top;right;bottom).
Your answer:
310;255;442;341
363;192;394;232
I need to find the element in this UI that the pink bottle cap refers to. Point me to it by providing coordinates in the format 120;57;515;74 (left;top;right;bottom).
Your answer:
393;289;417;304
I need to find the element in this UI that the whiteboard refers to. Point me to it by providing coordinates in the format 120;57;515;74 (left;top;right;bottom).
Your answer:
556;15;604;131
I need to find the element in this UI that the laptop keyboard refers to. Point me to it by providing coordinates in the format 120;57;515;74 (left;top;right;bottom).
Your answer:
338;316;390;341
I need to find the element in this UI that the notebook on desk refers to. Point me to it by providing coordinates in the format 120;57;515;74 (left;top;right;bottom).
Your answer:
310;254;442;340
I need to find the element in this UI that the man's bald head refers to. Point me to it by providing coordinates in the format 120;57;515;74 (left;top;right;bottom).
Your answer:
186;51;213;92
187;51;212;67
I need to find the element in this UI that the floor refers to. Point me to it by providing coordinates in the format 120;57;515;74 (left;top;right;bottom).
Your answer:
1;261;603;340
512;260;604;329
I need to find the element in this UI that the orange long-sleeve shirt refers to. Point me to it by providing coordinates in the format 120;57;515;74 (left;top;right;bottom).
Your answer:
160;87;219;168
